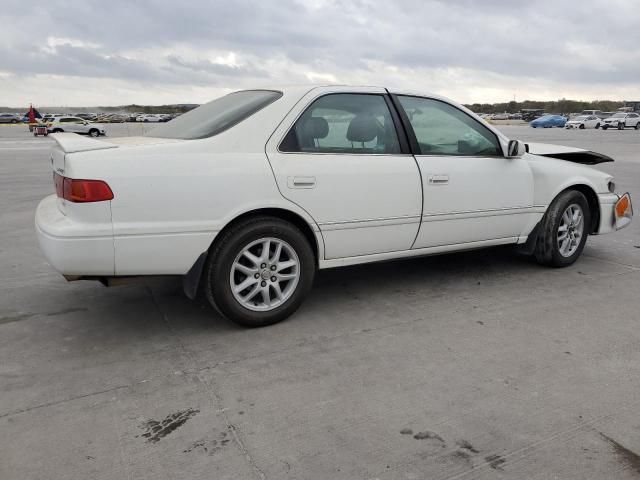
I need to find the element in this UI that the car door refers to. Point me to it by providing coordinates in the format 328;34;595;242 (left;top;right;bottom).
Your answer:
58;117;78;133
628;113;640;127
265;88;422;259
392;95;535;249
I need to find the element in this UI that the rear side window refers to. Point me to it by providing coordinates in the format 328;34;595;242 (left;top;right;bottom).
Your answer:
148;90;282;140
279;94;401;154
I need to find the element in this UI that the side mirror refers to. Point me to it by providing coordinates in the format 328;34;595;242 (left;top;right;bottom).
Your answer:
506;139;526;158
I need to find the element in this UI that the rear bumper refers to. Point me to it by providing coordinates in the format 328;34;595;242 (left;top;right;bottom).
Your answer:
596;192;633;234
35;195;115;275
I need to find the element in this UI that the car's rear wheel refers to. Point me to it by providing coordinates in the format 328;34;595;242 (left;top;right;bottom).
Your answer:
534;190;590;267
635;122;640;130
203;217;315;327
602;125;608;130
88;128;100;137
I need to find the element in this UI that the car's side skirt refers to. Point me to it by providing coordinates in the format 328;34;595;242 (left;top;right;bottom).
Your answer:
318;236;520;269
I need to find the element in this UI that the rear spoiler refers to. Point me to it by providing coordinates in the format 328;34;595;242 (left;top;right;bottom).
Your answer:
525;142;613;165
50;132;118;154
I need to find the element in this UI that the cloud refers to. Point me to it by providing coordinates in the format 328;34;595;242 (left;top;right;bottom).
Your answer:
0;0;639;106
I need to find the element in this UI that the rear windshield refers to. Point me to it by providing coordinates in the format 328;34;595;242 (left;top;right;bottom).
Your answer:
148;90;282;140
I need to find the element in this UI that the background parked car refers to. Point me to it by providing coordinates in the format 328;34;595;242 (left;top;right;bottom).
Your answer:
127;112;144;122
565;115;601;129
530;114;567;128
47;117;106;137
136;114;161;122
490;113;509;120
0;113;21;124
75;113;98;121
580;109;605;119
601;112;640;130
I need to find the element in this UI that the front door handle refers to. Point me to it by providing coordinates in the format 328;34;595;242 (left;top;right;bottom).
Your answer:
288;176;316;189
428;174;449;185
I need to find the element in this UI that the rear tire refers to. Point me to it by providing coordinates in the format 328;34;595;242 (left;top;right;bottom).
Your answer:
602;125;608;130
203;217;315;327
534;190;590;267
635;122;640;130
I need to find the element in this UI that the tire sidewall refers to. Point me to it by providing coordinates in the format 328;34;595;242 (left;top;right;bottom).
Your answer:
537;190;591;267
205;218;315;327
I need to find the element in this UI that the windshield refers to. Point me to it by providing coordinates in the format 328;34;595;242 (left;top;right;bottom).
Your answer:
573;116;588;121
612;113;625;118
148;90;282;139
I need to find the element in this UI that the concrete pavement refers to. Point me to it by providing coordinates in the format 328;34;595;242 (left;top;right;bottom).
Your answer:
1;124;639;479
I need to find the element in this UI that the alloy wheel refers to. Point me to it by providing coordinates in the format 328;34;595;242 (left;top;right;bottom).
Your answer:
230;237;300;311
557;204;584;257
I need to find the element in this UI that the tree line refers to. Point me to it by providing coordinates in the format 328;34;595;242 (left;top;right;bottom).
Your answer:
465;99;625;114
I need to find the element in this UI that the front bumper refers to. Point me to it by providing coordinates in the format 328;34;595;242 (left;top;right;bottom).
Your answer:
596;192;633;234
35;195;115;276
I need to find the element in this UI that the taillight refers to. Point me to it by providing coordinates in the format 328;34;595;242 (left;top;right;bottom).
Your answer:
53;172;113;203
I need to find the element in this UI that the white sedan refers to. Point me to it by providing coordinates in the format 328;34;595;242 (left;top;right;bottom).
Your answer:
35;86;633;327
565;115;601;129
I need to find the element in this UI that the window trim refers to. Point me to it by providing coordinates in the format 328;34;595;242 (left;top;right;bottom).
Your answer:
390;94;505;158
277;92;412;156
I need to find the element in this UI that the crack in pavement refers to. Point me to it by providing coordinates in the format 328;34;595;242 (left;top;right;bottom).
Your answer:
0;383;132;419
146;286;267;480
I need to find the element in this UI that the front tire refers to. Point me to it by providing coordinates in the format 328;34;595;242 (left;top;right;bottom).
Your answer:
203;217;315;327
579;123;585;129
595;123;600;129
534;190;590;267
602;125;608;130
88;128;100;137
618;122;625;130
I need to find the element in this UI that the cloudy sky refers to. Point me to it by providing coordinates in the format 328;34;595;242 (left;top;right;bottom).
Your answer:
1;0;639;107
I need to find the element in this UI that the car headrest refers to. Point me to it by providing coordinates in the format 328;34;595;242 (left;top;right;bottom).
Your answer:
346;114;379;143
302;117;329;139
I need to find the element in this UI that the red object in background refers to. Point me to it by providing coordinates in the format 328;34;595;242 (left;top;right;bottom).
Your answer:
28;104;36;124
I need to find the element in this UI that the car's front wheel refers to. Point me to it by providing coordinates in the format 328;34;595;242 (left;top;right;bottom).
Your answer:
88;128;100;137
618;122;625;130
579;123;585;129
203;217;315;327
534;190;590;267
595;123;600;129
602;125;608;130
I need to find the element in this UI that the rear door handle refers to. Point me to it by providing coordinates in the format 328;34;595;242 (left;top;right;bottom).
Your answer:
428;174;449;185
288;176;316;189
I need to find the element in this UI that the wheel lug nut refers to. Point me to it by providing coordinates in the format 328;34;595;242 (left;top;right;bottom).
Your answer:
254;273;260;279
261;281;267;287
270;265;276;271
261;263;266;268
271;276;277;282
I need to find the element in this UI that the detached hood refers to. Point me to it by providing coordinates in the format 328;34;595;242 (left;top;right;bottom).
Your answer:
526;142;613;165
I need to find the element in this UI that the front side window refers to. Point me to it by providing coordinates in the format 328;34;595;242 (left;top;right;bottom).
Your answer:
280;94;401;154
148;90;282;140
397;96;502;157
